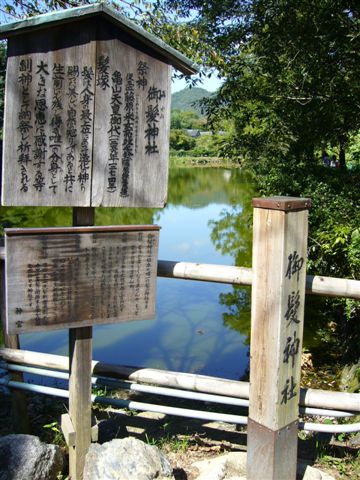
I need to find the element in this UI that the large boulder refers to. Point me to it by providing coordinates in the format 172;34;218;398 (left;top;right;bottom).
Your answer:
0;434;64;480
83;437;174;480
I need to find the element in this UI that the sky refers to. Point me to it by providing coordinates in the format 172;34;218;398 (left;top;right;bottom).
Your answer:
0;1;223;94
171;74;223;93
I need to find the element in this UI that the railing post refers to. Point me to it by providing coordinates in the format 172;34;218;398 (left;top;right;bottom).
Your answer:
247;197;311;480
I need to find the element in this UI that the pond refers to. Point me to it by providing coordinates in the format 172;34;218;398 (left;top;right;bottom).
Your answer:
0;167;255;381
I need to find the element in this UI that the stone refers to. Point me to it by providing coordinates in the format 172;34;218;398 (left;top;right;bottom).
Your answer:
302;466;322;480
302;465;335;480
0;434;64;480
192;453;336;480
136;411;167;421
192;452;247;480
348;431;360;447
83;436;174;480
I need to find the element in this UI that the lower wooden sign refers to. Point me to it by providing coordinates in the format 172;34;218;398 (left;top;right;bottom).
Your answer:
5;225;160;334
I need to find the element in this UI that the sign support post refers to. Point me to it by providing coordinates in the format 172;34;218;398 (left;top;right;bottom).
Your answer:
0;260;30;434
68;207;94;480
247;197;310;480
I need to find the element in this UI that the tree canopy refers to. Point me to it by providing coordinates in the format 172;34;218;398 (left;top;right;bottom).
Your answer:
2;1;360;166
163;0;360;166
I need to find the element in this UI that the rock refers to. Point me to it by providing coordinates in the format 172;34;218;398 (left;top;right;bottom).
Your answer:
192;452;247;480
193;453;336;480
83;436;174;480
136;411;166;421
339;361;360;393
302;465;335;480
0;434;64;480
298;460;336;480
302;466;322;480
349;431;360;447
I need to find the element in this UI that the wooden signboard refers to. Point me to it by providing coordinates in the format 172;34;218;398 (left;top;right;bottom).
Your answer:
5;225;160;334
3;22;170;207
0;2;199;208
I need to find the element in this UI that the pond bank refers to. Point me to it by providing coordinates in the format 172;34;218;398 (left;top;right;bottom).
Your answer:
169;155;241;168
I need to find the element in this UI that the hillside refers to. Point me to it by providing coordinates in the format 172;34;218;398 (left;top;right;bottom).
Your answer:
171;87;213;114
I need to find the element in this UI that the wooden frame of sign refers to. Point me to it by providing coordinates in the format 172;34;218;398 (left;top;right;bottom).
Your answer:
0;3;197;208
5;225;160;334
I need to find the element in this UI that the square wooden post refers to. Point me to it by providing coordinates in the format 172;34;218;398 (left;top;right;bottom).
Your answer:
247;197;311;480
69;207;94;480
0;260;30;434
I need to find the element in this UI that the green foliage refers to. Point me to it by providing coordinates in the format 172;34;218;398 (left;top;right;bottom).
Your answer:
145;431;190;452
191;133;226;157
349;229;360;276
170;129;196;151
253;158;360;360
163;1;360;165
92;385;108;397
171;109;206;130
42;421;66;447
348;131;360;167
169;107;233;158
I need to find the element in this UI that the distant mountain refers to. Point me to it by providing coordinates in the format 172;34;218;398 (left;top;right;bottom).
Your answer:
171;87;213;115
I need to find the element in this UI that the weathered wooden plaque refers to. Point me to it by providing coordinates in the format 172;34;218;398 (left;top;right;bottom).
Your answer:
5;225;160;334
2;17;171;207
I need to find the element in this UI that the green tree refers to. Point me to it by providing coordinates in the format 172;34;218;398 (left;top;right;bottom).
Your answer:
170;110;206;130
163;0;360;166
1;0;91;18
162;0;360;361
170;129;196;150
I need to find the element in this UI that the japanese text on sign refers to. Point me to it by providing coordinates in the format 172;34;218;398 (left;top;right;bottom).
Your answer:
4;38;170;207
6;227;159;334
280;250;304;405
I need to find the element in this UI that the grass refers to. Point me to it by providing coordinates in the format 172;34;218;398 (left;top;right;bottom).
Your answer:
42;420;66;447
145;432;191;453
315;443;360;479
144;421;192;453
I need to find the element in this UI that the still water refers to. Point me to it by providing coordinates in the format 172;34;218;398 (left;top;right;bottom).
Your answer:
0;168;255;381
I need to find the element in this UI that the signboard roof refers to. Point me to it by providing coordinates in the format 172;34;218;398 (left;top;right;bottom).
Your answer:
0;2;198;75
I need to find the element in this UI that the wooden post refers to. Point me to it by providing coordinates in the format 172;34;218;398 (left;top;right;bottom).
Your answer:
0;258;30;433
247;197;311;480
69;207;94;480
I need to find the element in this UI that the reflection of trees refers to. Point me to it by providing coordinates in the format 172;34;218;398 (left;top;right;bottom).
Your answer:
0;168;254;231
168;168;249;208
96;207;157;226
210;206;252;268
220;286;251;345
208;174;256;345
0;207;72;234
0;206;157;233
168;168;224;208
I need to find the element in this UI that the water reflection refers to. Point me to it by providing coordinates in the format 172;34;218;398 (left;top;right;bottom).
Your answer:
0;168;255;380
